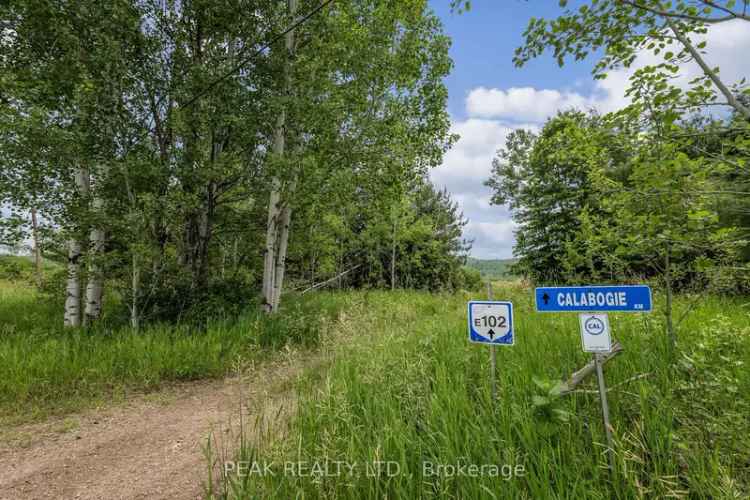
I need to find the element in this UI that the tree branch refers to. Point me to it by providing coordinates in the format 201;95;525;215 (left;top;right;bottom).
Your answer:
556;342;624;395
618;0;737;23
666;18;750;120
300;265;361;294
699;0;750;22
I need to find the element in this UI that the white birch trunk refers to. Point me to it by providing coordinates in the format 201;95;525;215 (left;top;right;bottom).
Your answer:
84;224;105;324
64;167;90;328
30;206;42;287
63;239;83;327
262;165;282;312
131;253;140;330
84;167;108;325
262;0;296;313
272;197;293;311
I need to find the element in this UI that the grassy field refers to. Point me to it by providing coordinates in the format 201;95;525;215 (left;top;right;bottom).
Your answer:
0;277;347;424
220;284;750;499
2;263;749;498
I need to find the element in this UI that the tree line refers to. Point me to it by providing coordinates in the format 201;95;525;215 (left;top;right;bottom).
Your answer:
0;0;473;328
486;0;750;298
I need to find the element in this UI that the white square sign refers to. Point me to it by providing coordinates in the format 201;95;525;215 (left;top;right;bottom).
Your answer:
468;301;513;345
579;313;612;352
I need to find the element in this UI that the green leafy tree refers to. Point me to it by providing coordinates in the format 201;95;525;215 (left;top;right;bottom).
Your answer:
1;0;461;327
486;111;629;282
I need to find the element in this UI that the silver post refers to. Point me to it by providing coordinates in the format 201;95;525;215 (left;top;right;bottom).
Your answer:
487;280;497;404
595;353;614;471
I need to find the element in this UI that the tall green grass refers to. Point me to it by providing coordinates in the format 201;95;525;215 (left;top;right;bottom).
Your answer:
0;279;348;423
222;286;750;499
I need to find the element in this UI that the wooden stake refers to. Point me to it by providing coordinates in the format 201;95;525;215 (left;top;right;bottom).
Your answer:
556;342;623;395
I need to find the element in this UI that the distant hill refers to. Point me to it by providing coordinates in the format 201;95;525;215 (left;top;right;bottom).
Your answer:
465;257;518;279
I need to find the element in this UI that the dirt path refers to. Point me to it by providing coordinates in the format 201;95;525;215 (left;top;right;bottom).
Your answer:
0;354;317;500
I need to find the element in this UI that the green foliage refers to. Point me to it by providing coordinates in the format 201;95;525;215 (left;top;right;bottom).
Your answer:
457;265;482;291
37;268;68;309
514;0;750;117
1;0;461;325
530;376;572;428
486;110;633;282
0;257;24;281
674;314;750;472
503;0;750;293
135;273;256;326
487;108;749;291
289;178;471;292
0;255;56;284
466;257;518;279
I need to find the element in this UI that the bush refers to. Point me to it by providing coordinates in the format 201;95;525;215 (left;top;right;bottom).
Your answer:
457;266;482;291
137;274;256;325
257;301;324;349
37;268;68;309
0;257;26;281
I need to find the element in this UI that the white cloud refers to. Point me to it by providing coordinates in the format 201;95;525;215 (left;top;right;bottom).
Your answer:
435;19;750;260
466;86;595;122
430;118;535;258
431;118;538;194
466;220;517;258
466;20;750;125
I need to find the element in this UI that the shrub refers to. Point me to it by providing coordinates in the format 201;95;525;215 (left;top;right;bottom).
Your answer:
457;266;482;291
137;273;256;325
0;257;25;281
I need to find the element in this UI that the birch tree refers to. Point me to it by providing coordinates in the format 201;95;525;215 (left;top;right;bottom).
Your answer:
64;167;90;327
262;0;298;313
83;166;109;325
260;0;454;311
2;0;461;325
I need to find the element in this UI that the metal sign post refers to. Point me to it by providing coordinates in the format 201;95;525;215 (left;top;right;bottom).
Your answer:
536;284;653;472
579;312;615;470
487;281;497;403
594;353;615;471
467;282;513;409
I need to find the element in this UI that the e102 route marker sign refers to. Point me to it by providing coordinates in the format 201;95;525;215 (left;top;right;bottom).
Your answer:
535;285;652;313
579;313;612;353
468;301;514;345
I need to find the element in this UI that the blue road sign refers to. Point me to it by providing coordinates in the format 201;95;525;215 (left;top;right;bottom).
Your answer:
468;301;514;345
535;285;652;313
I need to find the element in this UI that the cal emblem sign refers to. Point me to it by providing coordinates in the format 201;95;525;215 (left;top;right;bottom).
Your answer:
535;285;652;313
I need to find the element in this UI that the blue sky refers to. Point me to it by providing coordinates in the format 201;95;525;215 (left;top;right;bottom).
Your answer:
431;1;596;121
426;1;750;259
427;0;598;260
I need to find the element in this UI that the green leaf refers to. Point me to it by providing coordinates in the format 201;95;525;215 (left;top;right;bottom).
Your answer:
532;395;550;407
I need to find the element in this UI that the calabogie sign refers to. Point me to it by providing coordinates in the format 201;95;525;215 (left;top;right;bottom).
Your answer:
535;285;652;313
534;283;652;471
467;301;514;345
